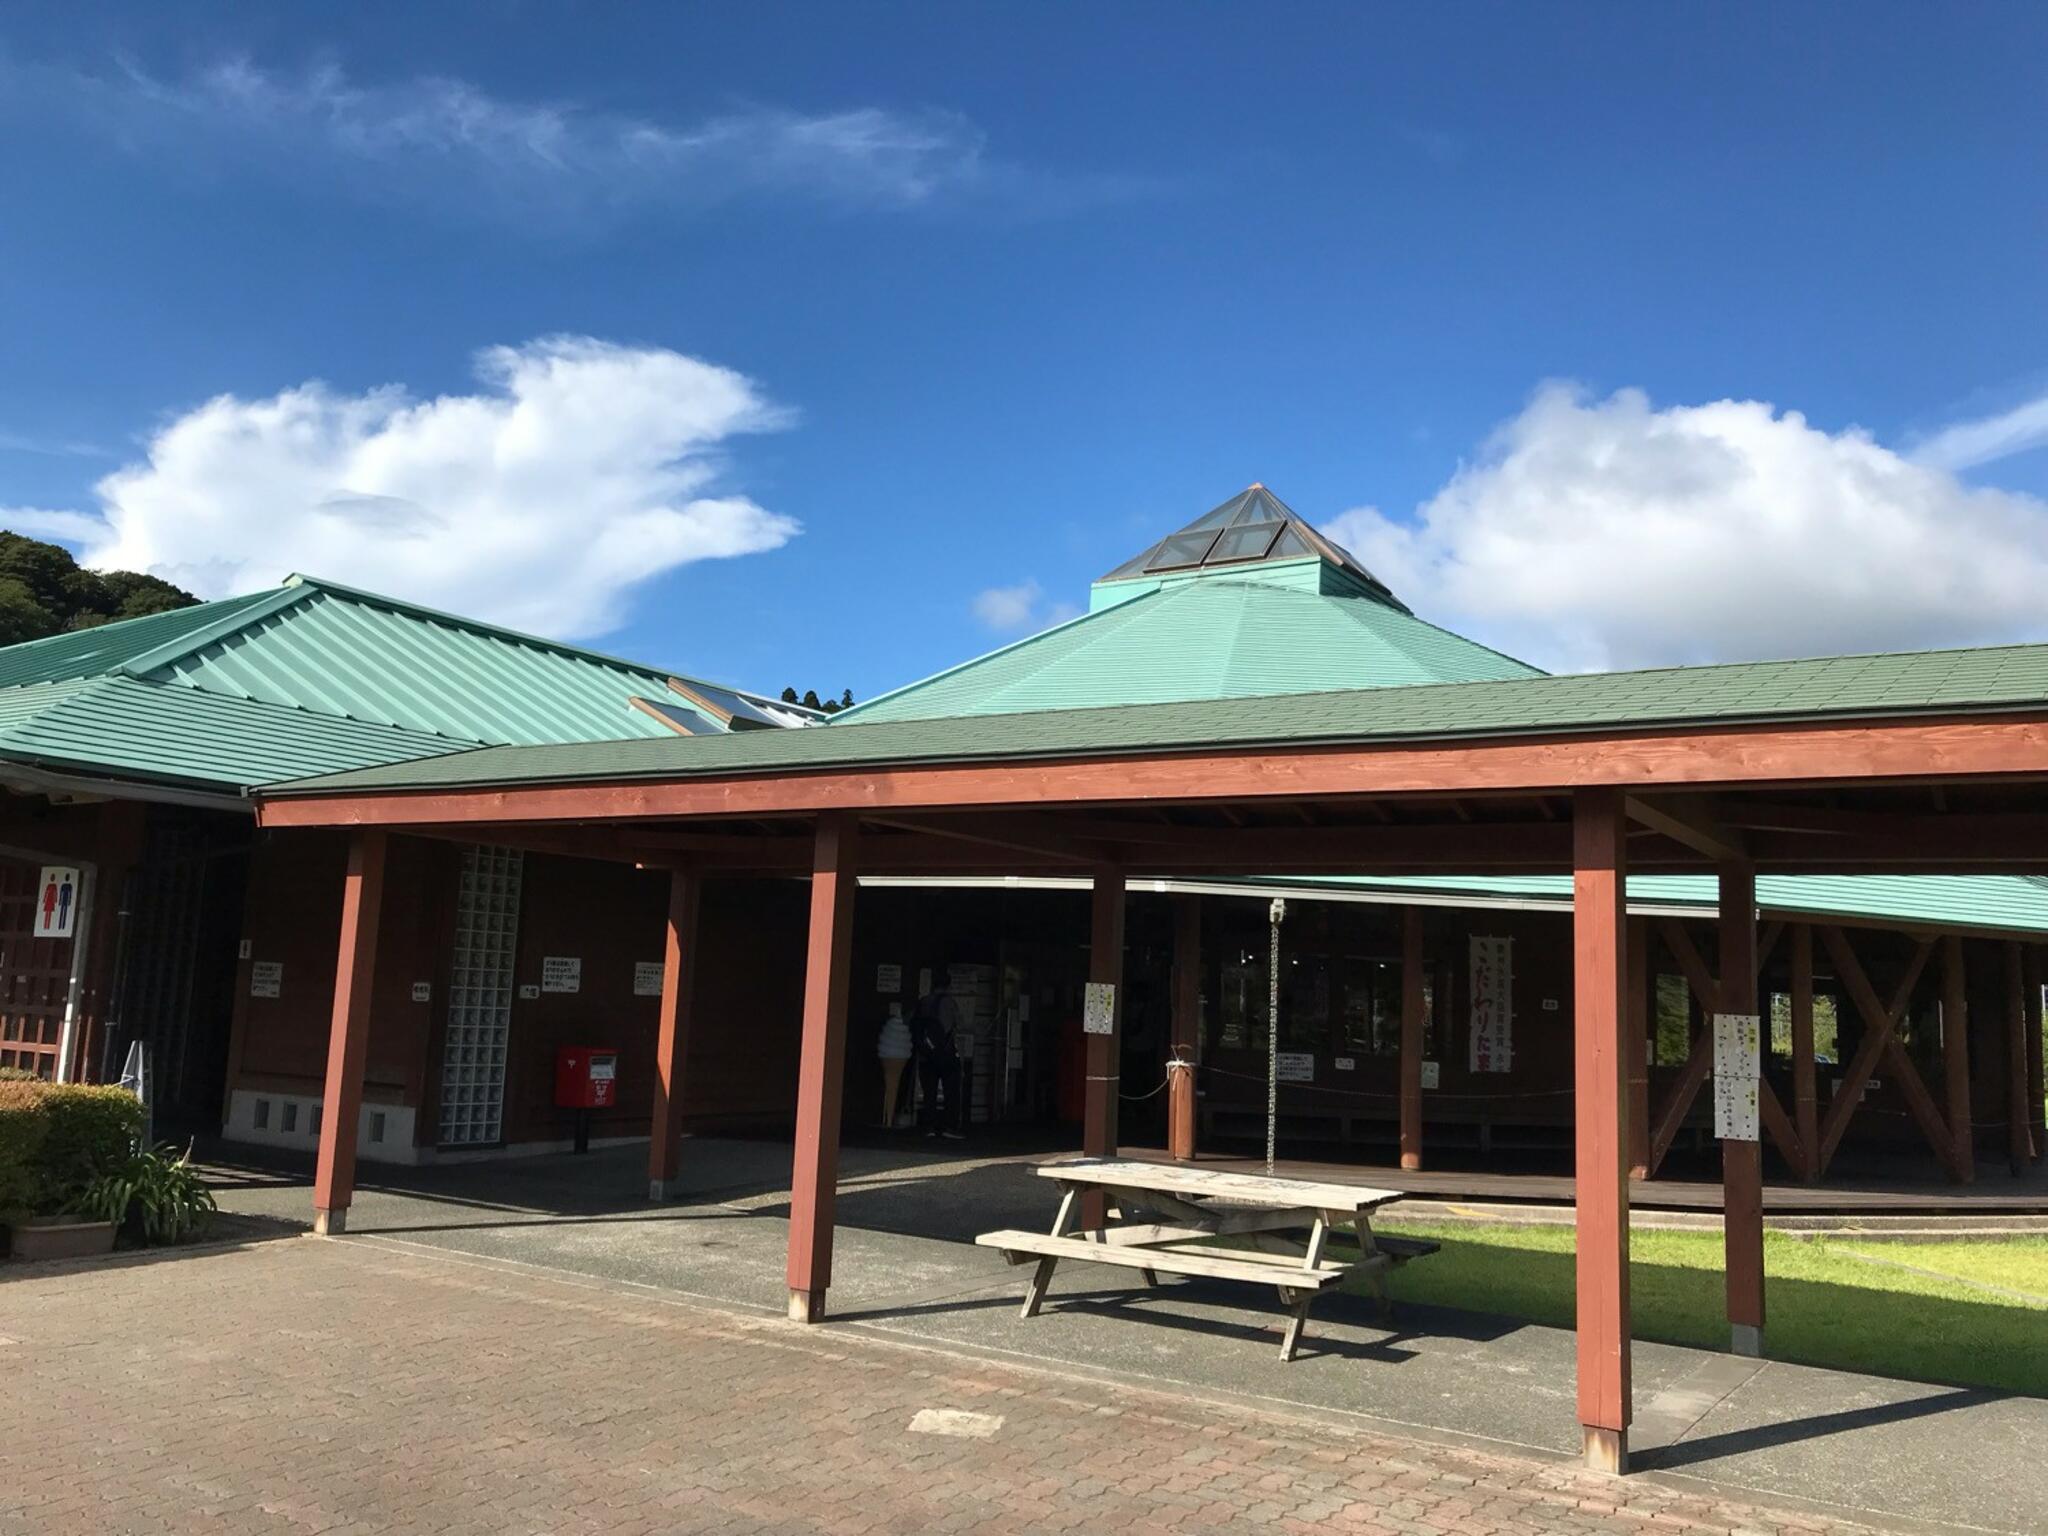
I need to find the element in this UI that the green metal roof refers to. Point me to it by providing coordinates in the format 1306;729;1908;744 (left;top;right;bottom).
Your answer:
0;675;469;793
1241;873;2048;939
838;578;1541;725
264;637;2048;797
0;573;812;796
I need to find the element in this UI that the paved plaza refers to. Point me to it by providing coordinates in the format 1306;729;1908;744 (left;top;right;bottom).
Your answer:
3;1139;2043;1535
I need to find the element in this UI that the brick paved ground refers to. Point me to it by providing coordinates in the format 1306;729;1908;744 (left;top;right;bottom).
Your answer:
1;1234;1889;1536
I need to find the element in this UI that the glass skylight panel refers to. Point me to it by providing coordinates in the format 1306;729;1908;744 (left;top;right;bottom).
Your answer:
1146;530;1223;571
1207;522;1283;563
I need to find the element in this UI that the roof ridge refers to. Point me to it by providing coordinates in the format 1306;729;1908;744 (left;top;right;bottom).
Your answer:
117;584;318;680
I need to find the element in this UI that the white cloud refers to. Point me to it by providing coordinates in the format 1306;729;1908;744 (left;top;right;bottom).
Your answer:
1910;391;2048;472
19;54;1142;220
1326;383;2048;673
971;580;1081;634
17;336;797;639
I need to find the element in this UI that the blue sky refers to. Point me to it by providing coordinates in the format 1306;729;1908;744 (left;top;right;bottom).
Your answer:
4;5;2048;692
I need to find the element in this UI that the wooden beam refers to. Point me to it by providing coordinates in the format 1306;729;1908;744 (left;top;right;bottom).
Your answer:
1718;860;1765;1356
2009;943;2036;1172
1627;918;1650;1180
254;711;2048;832
1790;925;1819;1182
865;814;1103;865
786;813;858;1323
2028;947;2046;1162
1942;936;1973;1184
1083;864;1127;1231
312;829;388;1235
1814;929;1936;1175
647;867;702;1201
1626;794;1746;862
1399;907;1425;1172
1572;787;1632;1471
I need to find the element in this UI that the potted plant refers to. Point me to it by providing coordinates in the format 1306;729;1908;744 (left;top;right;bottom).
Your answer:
2;1078;147;1261
74;1143;217;1246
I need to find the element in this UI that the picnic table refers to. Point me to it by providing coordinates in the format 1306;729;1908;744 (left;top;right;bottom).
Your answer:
976;1157;1438;1360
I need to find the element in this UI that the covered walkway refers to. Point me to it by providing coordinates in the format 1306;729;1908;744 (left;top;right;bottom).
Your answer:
254;642;2048;1472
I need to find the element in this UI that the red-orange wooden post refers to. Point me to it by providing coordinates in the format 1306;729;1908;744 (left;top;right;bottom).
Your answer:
2008;942;2034;1173
1167;894;1201;1161
1082;864;1126;1229
313;829;389;1236
1942;936;1974;1184
1625;917;1649;1180
1572;787;1632;1475
648;866;703;1201
1790;924;1819;1183
1719;859;1765;1357
1399;906;1426;1172
787;813;858;1323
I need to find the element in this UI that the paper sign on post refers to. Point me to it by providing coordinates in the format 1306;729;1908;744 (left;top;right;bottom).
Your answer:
1713;1012;1762;1141
1082;981;1117;1035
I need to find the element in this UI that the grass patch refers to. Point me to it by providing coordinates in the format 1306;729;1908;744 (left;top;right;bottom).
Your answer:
1341;1221;2048;1396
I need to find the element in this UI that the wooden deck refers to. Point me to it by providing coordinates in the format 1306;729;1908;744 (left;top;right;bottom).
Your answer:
1128;1146;2048;1215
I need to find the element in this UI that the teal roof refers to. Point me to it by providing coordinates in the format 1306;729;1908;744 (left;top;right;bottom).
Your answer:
0;574;811;795
263;636;2048;797
1245;873;2048;940
1096;485;1405;608
841;576;1540;724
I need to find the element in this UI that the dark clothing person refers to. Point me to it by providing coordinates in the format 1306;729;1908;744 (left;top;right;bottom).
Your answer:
911;982;966;1137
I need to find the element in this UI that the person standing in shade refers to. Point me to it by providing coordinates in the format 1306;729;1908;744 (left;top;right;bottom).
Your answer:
911;968;966;1140
876;1003;913;1128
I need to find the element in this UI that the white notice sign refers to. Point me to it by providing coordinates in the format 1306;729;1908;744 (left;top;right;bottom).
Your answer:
633;961;665;998
1420;1060;1441;1091
876;963;902;994
1276;1051;1315;1083
411;981;432;1003
250;961;283;999
1468;935;1514;1073
1082;981;1117;1035
1713;1012;1762;1141
33;865;80;939
542;956;582;994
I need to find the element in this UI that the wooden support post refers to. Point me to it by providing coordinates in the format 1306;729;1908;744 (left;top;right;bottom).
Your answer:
1942;936;1974;1184
647;867;703;1201
1572;788;1632;1474
1718;859;1765;1358
1626;917;1649;1180
1082;864;1126;1229
1399;907;1425;1171
2027;948;2045;1162
1790;924;1819;1183
2008;943;2035;1173
312;830;388;1236
1167;894;1200;1162
786;814;858;1323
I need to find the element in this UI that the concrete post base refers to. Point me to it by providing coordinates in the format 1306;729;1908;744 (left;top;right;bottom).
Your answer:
313;1208;347;1236
787;1287;826;1324
1581;1425;1628;1475
1730;1323;1763;1358
648;1178;676;1202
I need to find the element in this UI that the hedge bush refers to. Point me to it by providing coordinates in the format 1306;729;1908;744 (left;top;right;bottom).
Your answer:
0;1080;143;1221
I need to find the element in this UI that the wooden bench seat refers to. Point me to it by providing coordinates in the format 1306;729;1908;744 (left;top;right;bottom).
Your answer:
976;1229;1353;1291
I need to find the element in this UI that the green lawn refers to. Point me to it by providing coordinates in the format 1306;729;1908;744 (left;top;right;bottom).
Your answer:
1345;1222;2048;1396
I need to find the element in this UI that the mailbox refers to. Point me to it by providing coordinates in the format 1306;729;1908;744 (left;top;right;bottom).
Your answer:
555;1046;619;1110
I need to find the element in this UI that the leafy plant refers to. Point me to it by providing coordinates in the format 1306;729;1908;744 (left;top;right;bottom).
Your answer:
74;1143;216;1245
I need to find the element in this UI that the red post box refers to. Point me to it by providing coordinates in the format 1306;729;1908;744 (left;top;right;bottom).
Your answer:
555;1046;619;1110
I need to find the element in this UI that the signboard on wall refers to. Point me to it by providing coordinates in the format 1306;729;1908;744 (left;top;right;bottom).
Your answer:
1276;1052;1315;1083
1420;1060;1441;1091
876;963;902;994
1468;935;1513;1073
542;956;582;994
33;865;80;940
633;961;665;997
1713;1012;1762;1141
249;961;283;999
1082;981;1117;1035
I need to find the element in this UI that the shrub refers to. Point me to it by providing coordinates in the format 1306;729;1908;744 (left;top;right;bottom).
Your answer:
0;1080;48;1223
0;1065;40;1082
0;1080;142;1216
75;1143;215;1245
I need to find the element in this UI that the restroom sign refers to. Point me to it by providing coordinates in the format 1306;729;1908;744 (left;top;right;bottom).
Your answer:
34;866;80;939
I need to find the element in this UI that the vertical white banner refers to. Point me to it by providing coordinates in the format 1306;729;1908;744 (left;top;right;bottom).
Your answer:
1468;934;1514;1073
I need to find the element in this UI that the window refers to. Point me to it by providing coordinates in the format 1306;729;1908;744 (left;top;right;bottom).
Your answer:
1653;974;1693;1066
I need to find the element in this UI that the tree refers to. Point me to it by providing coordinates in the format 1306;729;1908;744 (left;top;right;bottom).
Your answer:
0;533;196;642
781;686;856;716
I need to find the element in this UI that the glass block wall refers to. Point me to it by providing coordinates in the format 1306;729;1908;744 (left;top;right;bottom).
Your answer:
437;846;524;1146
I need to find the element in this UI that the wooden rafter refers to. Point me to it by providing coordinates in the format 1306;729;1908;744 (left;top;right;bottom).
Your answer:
1625;794;1747;862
